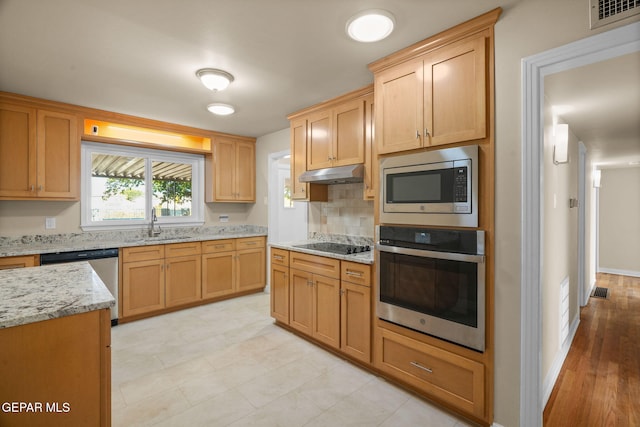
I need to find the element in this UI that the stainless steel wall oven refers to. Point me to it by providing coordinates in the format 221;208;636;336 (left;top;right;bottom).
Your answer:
376;225;485;351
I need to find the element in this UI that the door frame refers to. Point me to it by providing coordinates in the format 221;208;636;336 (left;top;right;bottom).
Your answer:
520;21;640;427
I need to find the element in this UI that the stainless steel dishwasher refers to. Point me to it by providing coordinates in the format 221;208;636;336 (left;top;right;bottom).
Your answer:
40;248;119;325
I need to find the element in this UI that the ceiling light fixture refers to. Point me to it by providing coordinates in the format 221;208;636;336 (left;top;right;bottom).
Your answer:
207;103;235;116
196;68;234;91
346;9;395;42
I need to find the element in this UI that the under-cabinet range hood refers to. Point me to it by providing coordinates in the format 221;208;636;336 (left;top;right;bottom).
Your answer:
298;164;364;184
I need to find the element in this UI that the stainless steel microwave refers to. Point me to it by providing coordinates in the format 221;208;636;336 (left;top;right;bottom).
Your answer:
380;145;478;228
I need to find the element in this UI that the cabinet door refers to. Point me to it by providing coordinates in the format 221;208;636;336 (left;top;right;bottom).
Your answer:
201;251;235;299
363;96;376;199
290;118;308;199
333;98;365;167
289;268;314;335
375;59;424;154
306;109;332;170
165;255;202;307
424;34;487;146
236;247;265;292
122;259;165;317
0;103;37;198
36;109;79;199
341;282;371;363
313;275;340;349
270;263;289;324
235;141;255;202
213;137;237;201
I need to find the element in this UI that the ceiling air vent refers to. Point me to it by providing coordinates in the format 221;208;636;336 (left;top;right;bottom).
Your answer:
590;0;640;29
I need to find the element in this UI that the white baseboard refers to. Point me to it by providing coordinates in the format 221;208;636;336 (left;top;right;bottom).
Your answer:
542;314;580;407
597;267;640;278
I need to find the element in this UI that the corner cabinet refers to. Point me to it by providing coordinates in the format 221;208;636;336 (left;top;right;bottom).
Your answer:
372;32;487;154
206;135;256;203
289;117;328;201
0;101;79;200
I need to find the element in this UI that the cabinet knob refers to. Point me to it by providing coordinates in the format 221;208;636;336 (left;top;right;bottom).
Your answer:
416;130;420;139
424;128;430;137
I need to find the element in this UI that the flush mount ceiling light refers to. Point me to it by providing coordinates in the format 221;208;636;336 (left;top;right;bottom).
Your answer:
346;9;395;42
196;68;234;91
207;103;235;116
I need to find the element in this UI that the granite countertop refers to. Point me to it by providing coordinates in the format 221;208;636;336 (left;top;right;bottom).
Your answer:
0;262;115;329
0;226;268;257
269;241;374;265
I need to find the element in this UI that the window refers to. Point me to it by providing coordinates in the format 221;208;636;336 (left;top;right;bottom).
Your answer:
81;142;204;230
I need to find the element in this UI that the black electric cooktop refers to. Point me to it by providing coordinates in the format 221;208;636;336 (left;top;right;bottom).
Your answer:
293;242;371;255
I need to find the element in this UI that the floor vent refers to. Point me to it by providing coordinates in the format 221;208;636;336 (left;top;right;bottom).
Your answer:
591;286;609;299
590;0;640;29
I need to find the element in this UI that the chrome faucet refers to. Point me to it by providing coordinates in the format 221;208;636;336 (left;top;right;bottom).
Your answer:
149;210;162;237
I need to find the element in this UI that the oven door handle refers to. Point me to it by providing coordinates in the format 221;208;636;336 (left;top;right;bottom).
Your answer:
376;244;485;264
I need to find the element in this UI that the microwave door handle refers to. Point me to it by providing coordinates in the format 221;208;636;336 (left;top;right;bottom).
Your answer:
376;244;485;264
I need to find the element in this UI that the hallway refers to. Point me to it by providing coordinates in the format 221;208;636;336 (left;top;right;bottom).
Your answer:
543;273;640;426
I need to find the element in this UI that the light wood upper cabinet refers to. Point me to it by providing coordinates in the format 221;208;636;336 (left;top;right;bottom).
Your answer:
207;136;256;203
363;96;376;199
306;98;365;170
0;102;79;200
290;117;328;202
374;33;487;154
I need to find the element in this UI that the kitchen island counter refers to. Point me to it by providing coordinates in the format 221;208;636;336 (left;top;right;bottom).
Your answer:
0;261;115;329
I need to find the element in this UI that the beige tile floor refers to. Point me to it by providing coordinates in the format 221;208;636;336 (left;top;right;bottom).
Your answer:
111;292;474;426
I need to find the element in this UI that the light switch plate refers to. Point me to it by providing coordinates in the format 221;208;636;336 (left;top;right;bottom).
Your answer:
219;215;229;223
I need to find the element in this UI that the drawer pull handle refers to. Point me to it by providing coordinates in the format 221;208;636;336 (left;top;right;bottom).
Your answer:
274;255;284;260
410;361;433;373
215;244;226;249
345;270;363;278
245;242;257;246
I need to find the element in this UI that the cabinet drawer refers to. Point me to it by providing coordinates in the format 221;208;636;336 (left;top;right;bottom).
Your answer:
377;328;484;418
236;236;266;250
122;245;164;262
290;251;340;279
202;239;235;253
270;248;289;267
165;241;201;258
341;261;370;286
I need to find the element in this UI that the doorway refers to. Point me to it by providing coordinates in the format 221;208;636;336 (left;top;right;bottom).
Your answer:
520;21;640;427
266;150;307;291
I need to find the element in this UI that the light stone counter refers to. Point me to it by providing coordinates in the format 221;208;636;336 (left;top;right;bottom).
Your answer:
0;225;267;257
269;240;374;265
0;262;115;329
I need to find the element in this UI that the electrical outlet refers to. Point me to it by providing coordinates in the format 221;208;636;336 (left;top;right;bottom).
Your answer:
45;217;56;229
219;215;229;223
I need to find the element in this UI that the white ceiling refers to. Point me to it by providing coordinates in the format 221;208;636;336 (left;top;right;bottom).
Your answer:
0;0;520;138
544;52;640;169
1;0;636;169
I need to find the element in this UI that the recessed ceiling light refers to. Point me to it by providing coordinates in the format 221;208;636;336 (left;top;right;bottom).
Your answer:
346;9;395;43
207;103;235;116
196;68;234;91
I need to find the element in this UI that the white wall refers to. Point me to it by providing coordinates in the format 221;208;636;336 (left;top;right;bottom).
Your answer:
493;1;638;425
598;167;640;275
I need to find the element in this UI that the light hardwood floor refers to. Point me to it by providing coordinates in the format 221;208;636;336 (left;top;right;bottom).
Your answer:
111;292;474;426
543;273;640;426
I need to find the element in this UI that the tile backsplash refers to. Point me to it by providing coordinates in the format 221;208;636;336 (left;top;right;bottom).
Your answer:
308;183;374;238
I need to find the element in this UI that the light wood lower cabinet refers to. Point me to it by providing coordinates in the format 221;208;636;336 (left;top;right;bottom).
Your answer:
272;249;371;361
0;309;111;427
376;327;485;419
270;248;290;324
121;245;165;317
0;255;39;270
202;237;266;300
165;242;202;307
340;261;371;363
122;237;265;320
